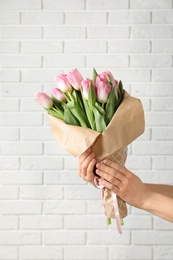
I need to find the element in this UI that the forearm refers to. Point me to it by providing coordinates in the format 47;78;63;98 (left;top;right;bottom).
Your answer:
142;192;173;222
145;184;173;198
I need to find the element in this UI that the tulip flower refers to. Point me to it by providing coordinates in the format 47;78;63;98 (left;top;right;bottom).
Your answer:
66;68;83;91
51;88;67;103
81;79;90;100
96;81;111;105
35;92;53;109
55;74;72;93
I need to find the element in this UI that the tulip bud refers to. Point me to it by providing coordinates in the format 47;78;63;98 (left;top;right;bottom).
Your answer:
66;68;83;90
96;81;111;104
81;79;90;100
35;92;53;109
55;74;72;93
51;88;67;103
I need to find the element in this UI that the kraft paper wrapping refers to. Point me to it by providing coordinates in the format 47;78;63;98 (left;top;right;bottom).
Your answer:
48;91;145;220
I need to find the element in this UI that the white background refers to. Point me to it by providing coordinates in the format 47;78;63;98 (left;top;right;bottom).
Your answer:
0;0;173;259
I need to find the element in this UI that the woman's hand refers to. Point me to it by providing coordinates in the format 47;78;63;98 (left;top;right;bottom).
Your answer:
78;148;96;184
96;159;151;209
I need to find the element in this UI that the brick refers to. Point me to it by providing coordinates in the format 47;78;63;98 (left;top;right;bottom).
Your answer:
44;171;83;185
64;156;78;170
20;185;63;199
131;25;172;38
87;230;130;245
88;26;129;39
21;156;63;170
131;83;173;97
22;98;43;111
21;40;63;53
145;112;173;126
0;98;19;111
0;0;41;10
1;171;42;185
123;215;152;230
109;245;152;260
108;40;150;53
0;41;19;53
126;156;152;169
20;215;63;229
43;230;85;245
64;215;107;229
153;216;173;230
109;11;150;24
152;39;173;53
22;127;53;141
0;157;19;170
1;142;43;155
0;231;41;245
133;230;173;245
44;26;86;39
0;201;42;214
43;200;86;214
0;69;20;82
86;0;128;10
0;246;18;260
64;246;107;260
1;83;42;97
0;11;20;24
2;113;42;126
0;26;42;39
87;201;105;215
0;186;18;199
106;68;150;82
43;0;85;10
152;127;173;140
22;11;64;24
20;246;63;260
152;11;173;24
87;54;129;67
45;141;69;154
153;156;173;170
152;97;173;111
43;54;85;68
130;0;172;9
0;55;42;68
0;216;18;230
133;141;173;155
22;69;63;83
154;246;173;260
65;40;106;53
131;54;172;67
64;185;100;200
152;68;173;82
65;11;107;24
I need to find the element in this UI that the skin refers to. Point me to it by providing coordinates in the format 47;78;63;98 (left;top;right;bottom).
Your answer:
78;148;173;222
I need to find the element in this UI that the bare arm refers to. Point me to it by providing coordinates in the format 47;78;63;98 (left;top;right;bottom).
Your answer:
96;160;173;223
145;184;173;198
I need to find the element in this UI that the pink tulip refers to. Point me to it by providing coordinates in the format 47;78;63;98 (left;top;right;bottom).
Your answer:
96;81;111;104
35;92;53;109
55;74;72;93
96;71;118;88
66;68;83;90
81;79;90;100
51;88;67;102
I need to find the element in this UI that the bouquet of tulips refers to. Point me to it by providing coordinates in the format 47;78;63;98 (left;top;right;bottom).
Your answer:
35;68;145;234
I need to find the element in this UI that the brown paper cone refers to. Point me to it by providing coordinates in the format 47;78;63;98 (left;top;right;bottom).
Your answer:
102;147;128;219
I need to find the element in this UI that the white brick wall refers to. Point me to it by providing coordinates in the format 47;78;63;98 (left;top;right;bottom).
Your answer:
0;0;173;259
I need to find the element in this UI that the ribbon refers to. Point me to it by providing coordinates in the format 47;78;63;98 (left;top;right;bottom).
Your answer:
94;177;122;234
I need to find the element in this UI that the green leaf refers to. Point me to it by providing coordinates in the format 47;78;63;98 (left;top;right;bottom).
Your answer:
82;94;96;130
92;68;98;83
51;97;65;113
118;81;124;105
64;106;80;126
93;107;106;133
46;108;64;120
95;102;105;116
88;81;96;111
105;87;116;125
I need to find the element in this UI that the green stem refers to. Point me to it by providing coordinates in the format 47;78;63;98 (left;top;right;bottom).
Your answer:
107;218;111;225
120;218;124;226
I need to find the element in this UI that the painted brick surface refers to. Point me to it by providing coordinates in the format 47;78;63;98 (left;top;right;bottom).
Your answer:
0;0;173;259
